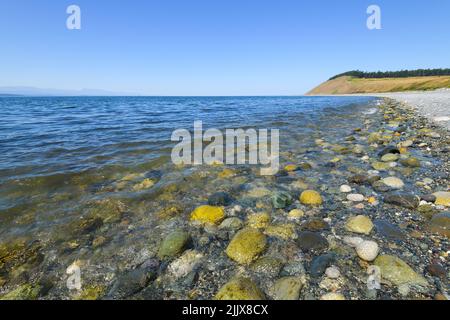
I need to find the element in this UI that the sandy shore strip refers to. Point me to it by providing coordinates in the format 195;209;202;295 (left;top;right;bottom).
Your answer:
374;89;450;130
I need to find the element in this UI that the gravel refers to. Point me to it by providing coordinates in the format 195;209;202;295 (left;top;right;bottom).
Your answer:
374;89;450;130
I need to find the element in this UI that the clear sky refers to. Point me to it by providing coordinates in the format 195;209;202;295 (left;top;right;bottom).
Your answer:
0;0;449;95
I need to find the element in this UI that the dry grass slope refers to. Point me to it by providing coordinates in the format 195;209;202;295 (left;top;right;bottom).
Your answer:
307;76;450;95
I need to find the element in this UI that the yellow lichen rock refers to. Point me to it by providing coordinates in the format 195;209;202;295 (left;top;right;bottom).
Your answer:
300;190;323;205
190;205;225;225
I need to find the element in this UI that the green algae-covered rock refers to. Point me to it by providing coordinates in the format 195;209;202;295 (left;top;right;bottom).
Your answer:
374;255;428;288
157;230;190;259
215;277;265;300
271;276;303;300
272;191;293;209
0;284;41;300
226;228;267;264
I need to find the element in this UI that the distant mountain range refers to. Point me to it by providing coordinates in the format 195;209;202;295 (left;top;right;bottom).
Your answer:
0;86;140;97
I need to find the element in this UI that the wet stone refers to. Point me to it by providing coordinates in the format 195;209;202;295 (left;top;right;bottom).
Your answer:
426;263;447;279
301;218;330;231
296;231;329;252
374;219;405;241
384;193;419;209
310;253;336;278
272;191;293;209
208;192;233;206
251;256;284;278
271;276;303;300
378;146;400;157
427;212;450;238
157;230;190;259
215;277;265;300
348;175;368;185
107;267;156;299
420;194;436;203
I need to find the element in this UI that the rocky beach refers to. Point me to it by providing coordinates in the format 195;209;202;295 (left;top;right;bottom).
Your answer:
0;97;448;301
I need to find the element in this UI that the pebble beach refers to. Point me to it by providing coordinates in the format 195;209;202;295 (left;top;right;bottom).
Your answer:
0;96;448;300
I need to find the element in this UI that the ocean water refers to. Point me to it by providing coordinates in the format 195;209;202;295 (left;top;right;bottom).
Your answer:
0;96;378;239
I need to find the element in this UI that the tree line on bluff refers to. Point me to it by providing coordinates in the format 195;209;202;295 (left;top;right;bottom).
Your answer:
329;68;450;80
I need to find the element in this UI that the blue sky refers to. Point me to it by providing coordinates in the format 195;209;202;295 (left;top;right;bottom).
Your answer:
0;0;449;95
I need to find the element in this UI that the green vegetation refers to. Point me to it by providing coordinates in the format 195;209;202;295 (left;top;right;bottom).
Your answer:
329;69;450;80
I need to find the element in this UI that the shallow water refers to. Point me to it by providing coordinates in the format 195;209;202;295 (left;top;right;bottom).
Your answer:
0;96;376;239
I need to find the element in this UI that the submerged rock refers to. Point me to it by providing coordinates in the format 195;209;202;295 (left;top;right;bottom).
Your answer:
374;255;428;288
251;256;284;278
219;217;243;230
247;212;270;229
0;284;41;300
381;153;399;162
168;250;204;278
299;190;323;206
264;224;297;240
374;219;405;241
272;191;293;209
310;253;336;278
226;228;267;264
157;230;190;259
215;277;265;300
400;157;421;168
384;193;419;209
190;205;225;225
355;240;379;262
271;276;303;300
345;215;374;235
320;292;346;300
381;177;405;189
208;192;233;206
433;192;450;207
296;231;328;252
427;212;450;238
107;267;156;299
378;146;400;157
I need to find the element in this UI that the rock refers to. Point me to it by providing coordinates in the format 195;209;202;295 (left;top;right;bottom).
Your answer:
420;194;436;203
288;209;305;220
247;212;270;229
296;231;329;252
284;164;299;172
345;215;374;235
347;194;365;202
372;180;390;192
74;285;106;300
427;212;450;238
355;240;379;262
342;236;364;247
208;192;233;206
320;292;346;300
381;153;399;162
310;253;336;278
272;191;293;209
215;277;265;300
226;228;267;264
381;177;405;189
156;205;183;220
168;250;204;278
373;219;405;241
384;192;419;209
264;224;297;240
190;205;225;225
218;168;236;178
133;178;155;191
301;218;330;231
371;161;391;171
247;187;271;198
426;263;447;279
348;175;368;185
325;266;341;279
300;190;323;206
400;157;421;168
378;146;400;157
398;140;413;148
375;255;428;288
251;256;284;278
0;284;41;300
107;267;156;299
271;277;303;300
219;217;243;230
340;185;352;193
433;192;450;206
157;230;190;259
